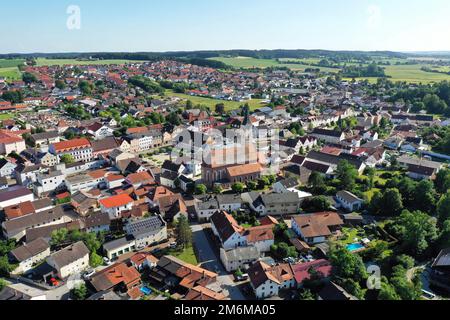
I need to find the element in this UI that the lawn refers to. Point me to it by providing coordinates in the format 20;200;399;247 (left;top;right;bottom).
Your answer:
0;113;14;120
35;58;145;66
163;89;268;112
166;246;198;265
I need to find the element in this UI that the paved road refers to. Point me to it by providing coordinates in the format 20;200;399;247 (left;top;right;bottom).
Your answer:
191;224;245;300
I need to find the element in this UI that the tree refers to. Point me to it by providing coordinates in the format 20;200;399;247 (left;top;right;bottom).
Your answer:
51;228;68;246
0;278;6;291
215;103;225;114
364;167;376;189
370;188;403;216
0;256;15;276
298;288;315;300
435;169;450;194
412;180;436;213
231;183;245;193
175;215;193;249
22;72;37;84
302;196;331;212
328;245;368;282
60;154;75;165
395;210;438;256
335;160;358;191
194;184;207;195
378;279;401;300
308;171;326;194
213;185;223;194
71;283;88;300
437;191;450;227
438;219;450;249
89;252;103;268
78;80;94;95
247;181;258;190
390;265;421;300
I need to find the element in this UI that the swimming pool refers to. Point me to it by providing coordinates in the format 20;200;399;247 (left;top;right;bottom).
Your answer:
346;243;365;252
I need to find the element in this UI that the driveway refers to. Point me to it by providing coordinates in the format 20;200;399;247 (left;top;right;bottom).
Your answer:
191;224;246;300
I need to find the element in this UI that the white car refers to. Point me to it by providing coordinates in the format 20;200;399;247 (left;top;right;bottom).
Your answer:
103;257;112;265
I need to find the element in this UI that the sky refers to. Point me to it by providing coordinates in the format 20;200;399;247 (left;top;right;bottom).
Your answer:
1;0;450;53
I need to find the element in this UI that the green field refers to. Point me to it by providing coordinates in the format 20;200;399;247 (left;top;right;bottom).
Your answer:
163;89;267;112
35;58;144;66
344;64;450;84
0;59;25;68
0;67;22;81
208;56;339;73
0;113;14;120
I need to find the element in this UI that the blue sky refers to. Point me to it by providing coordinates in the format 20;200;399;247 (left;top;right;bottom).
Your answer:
1;0;450;53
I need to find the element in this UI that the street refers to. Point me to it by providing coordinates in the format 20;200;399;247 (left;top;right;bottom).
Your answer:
191;224;246;300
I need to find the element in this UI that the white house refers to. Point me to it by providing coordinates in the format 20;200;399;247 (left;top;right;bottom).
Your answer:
46;241;90;279
99;193;134;219
335;190;364;212
210;211;246;250
219;246;260;272
248;261;296;299
9;238;51;274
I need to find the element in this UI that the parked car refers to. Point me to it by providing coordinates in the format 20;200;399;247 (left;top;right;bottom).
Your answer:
103;257;112;266
169;242;177;249
83;269;96;280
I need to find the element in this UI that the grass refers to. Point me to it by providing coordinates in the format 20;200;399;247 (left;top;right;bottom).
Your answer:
166;246;198;265
35;58;144;66
0;113;14;120
0;59;25;68
0;67;22;81
163;89;268;112
345;63;450;84
208;56;339;73
338;228;361;245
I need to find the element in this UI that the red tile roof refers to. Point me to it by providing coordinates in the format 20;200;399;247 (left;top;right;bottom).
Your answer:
99;194;133;209
52;138;91;153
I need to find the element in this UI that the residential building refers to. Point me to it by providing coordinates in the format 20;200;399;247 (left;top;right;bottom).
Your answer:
46;241;90;279
9;238;51;274
335;190;364;212
49;138;93;162
291;212;344;244
99;194;134;219
220;245;260;272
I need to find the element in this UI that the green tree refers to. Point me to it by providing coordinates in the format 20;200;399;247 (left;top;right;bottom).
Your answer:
51;228;69;246
195;184;207;195
413;180;436;213
308;171;326;194
60;154;75;165
437;191;450;226
22;72;37;84
378;279;401;300
231;183;245;193
298;288;315;300
71;283;88;300
328;245;368;282
336;160;358;191
435;169;450;194
213;185;223;194
175;215;193;249
89;252;103;268
247;181;258;190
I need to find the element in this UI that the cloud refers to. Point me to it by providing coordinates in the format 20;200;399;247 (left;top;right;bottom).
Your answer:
367;4;382;30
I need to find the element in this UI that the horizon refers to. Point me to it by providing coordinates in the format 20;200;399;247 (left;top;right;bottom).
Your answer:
2;0;450;53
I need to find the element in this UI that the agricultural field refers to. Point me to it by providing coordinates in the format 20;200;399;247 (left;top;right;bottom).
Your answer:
208;56;339;73
0;59;25;68
0;67;22;81
35;58;144;66
163;89;267;112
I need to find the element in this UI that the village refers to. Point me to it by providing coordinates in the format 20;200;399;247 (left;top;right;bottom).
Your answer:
0;56;449;302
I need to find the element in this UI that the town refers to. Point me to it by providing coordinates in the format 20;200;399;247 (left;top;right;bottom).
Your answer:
0;52;449;303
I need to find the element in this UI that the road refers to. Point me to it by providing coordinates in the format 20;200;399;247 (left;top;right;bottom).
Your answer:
191;224;246;300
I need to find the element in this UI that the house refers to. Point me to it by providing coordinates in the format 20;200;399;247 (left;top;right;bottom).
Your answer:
216;193;243;212
160;171;179;189
49;138;93;163
242;225;275;253
290;259;332;288
335;190;364;212
124;215;167;249
89;262;142;300
30;131;60;146
103;236;136;260
318;281;358;300
91;137;119;158
178;175;194;192
273;177;299;194
0;158;17;178
71;191;100;216
291;212;344;244
210;211;246;250
33;170;65;197
398;155;443;174
311;128;345;144
66;173;99;194
430;248;450;292
304;151;366;174
0;186;35;210
129;252;159;271
82;212;110;233
46;241;90;279
247;261;296;299
242;191;301;216
4;198;53;221
0;130;26;155
99;194;134;219
406;164;437;180
157;194;188;222
184;286;227;301
0;283;47;300
86;122;114;140
220;245;260;272
105;174;125;189
125;171;155;188
9;238;51;274
194;195;219;222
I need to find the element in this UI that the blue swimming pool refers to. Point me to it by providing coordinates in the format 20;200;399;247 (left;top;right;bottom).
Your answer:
347;243;364;252
140;286;152;295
